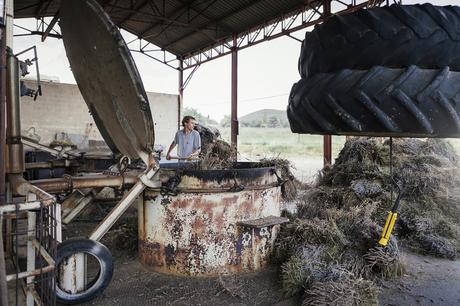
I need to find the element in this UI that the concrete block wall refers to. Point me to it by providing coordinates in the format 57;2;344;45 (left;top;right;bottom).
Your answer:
20;80;181;150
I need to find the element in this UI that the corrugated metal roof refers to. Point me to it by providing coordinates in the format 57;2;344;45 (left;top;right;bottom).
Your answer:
14;0;317;58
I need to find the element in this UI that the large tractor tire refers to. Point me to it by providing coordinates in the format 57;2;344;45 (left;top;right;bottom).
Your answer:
56;239;114;304
288;66;460;137
299;4;460;78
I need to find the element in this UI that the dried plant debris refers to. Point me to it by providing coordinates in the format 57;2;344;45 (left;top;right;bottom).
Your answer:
192;125;297;200
200;139;237;170
275;137;460;305
258;157;298;201
192;124;237;170
303;274;380;306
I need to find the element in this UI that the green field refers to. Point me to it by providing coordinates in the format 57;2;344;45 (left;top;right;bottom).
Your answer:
219;127;460;158
219;127;346;159
216;127;460;181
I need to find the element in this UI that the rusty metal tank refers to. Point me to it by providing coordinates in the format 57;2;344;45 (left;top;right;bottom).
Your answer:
139;162;287;276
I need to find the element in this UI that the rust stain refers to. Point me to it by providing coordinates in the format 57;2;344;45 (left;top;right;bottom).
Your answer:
164;244;176;266
139;240;163;267
139;168;283;276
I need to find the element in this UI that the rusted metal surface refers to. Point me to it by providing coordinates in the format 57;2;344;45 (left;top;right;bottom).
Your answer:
157;163;276;189
8;174;55;207
237;216;289;229
60;0;154;165
29;174;138;193
59;254;85;295
139;165;282;276
5;50;24;174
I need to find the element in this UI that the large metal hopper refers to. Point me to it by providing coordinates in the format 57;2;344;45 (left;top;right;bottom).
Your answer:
60;0;154;165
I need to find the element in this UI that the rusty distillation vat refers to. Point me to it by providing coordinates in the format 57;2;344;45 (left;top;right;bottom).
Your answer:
139;162;287;276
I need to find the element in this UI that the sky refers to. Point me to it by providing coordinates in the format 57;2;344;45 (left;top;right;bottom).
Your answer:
12;0;455;121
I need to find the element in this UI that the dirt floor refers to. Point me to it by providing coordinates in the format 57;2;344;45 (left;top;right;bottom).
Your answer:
85;248;460;306
379;252;460;306
60;215;460;306
88;260;291;306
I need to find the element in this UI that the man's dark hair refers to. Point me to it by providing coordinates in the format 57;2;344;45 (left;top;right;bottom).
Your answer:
182;115;196;127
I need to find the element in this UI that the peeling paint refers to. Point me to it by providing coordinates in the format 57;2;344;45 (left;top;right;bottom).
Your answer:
139;165;283;276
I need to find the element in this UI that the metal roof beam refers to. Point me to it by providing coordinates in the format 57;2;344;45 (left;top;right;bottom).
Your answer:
138;0;200;37
41;12;59;41
115;0;151;26
140;0;223;46
181;0;380;69
162;0;267;50
175;0;232;33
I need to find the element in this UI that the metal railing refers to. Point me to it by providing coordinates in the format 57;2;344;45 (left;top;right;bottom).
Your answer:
1;188;61;306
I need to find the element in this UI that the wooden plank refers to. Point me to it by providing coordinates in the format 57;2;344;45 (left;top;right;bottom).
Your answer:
237;216;289;229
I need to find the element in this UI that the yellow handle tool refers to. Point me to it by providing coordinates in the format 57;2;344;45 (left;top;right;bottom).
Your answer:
378;212;398;246
378;185;403;247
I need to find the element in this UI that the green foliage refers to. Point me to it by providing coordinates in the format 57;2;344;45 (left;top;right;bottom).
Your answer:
184;107;218;126
220;115;231;128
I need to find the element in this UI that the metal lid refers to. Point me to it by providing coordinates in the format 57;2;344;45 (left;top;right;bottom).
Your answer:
60;0;154;165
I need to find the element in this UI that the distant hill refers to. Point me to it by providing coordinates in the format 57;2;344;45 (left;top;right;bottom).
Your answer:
239;109;289;128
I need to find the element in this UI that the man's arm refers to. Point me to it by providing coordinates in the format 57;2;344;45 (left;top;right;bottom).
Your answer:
166;141;176;160
166;132;180;160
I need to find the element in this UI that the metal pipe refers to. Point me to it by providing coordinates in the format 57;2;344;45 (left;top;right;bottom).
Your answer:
5;50;24;173
5;0;12;48
0;201;41;214
29;174;138;193
22;138;77;158
6;50;19;145
8;174;55;207
231;35;238;152
6;265;55;282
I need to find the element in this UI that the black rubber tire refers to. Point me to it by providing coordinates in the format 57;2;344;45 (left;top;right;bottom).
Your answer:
56;238;113;305
299;4;460;78
288;66;460;137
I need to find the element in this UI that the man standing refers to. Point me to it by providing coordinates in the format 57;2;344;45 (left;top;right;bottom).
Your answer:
166;116;201;160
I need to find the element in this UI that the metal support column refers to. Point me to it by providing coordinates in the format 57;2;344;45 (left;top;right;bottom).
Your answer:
323;135;332;166
0;26;6;206
322;0;332;167
231;35;238;151
178;59;183;129
1;3;11;304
